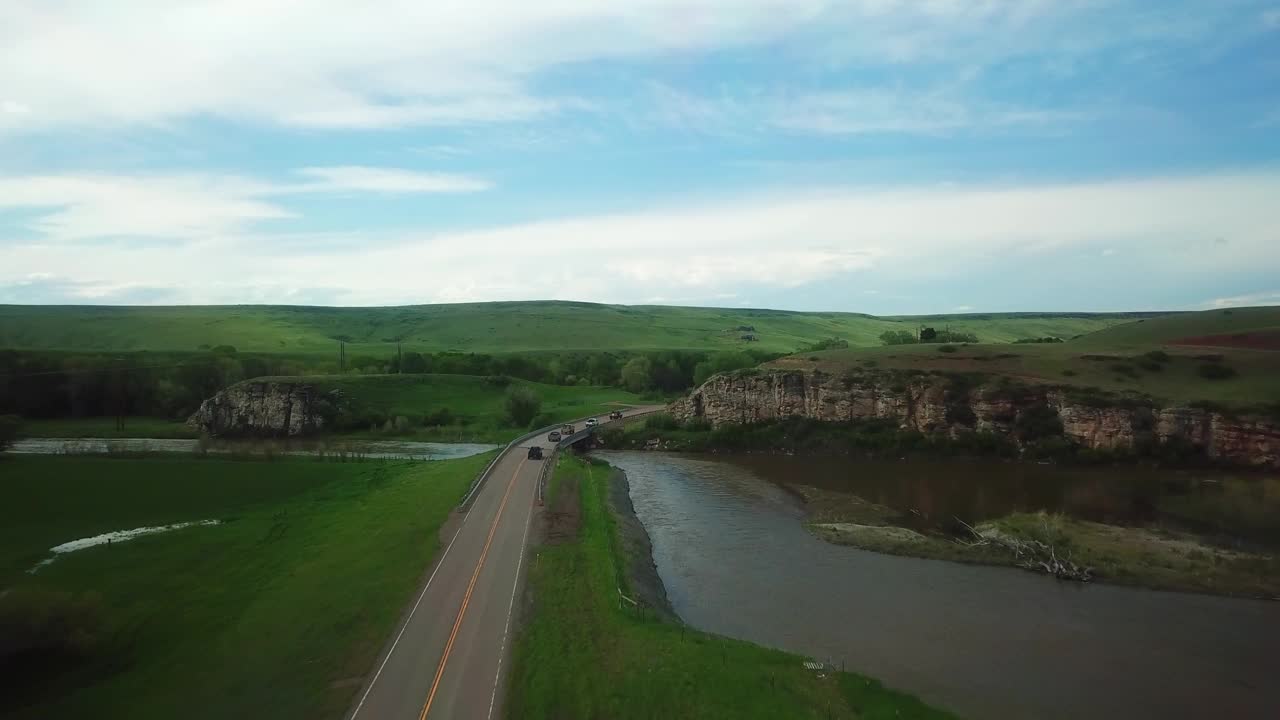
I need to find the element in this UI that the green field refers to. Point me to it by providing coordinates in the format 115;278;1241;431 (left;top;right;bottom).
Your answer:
506;455;958;720
264;373;644;442
0;302;1153;355
0;453;485;719
17;416;198;439
774;308;1280;412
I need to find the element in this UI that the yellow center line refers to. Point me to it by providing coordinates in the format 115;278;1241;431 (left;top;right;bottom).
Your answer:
419;456;528;720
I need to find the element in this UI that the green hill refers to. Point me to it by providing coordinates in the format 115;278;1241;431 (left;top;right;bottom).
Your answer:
774;307;1280;412
0;302;1156;356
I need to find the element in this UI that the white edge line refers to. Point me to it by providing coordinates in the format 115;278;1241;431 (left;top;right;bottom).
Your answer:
487;471;538;719
349;518;466;719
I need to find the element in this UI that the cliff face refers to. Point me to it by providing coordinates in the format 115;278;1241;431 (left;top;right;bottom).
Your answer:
669;370;1280;469
187;381;342;437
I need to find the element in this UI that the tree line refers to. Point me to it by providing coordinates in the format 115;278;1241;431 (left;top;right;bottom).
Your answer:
0;347;781;421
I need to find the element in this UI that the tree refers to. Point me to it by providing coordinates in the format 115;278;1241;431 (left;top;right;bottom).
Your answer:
878;330;917;346
920;327;938;342
0;414;20;451
401;352;428;374
503;386;542;427
620;357;653;393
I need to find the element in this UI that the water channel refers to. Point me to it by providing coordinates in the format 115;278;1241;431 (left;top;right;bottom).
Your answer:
597;451;1280;720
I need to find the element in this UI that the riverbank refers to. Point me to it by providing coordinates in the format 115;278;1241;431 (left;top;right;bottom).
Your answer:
792;483;1280;598
505;453;960;719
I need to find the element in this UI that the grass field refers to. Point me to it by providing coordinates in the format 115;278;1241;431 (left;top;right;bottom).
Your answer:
0;302;1153;355
506;455;959;720
0;453;486;719
17;416;198;439
773;308;1280;412
268;373;643;442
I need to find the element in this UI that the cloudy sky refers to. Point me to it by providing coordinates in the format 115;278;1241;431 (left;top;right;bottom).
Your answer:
2;1;1278;313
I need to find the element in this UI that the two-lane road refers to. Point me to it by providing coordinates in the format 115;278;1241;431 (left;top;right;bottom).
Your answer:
348;406;659;719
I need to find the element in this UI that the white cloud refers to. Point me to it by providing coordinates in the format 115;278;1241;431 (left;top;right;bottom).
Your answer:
292;167;491;194
1203;290;1280;309
769;89;1078;136
0;166;491;241
5;171;1278;306
1263;8;1280;29
0;0;1237;134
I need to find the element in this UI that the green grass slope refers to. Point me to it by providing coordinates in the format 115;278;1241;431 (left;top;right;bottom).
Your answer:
774;307;1280;412
0;302;1153;355
1;453;485;720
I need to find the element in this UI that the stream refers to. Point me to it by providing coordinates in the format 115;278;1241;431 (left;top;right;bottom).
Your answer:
598;451;1280;720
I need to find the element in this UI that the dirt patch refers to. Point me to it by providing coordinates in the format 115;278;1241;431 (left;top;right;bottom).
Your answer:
812;522;927;544
543;465;581;544
1172;331;1280;351
605;467;677;621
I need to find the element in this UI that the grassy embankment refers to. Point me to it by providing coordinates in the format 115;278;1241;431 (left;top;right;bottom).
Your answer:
0;302;1151;355
0;452;487;719
773;306;1280;413
17;416;198;439
797;485;1280;598
506;455;959;720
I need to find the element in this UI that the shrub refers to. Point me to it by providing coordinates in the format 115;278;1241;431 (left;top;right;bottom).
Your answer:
527;412;554;430
644;414;680;431
0;414;20;451
1197;363;1237;380
0;588;106;668
503;386;542;426
683;417;713;432
1141;350;1171;364
484;375;513;387
1109;363;1138;378
1061;369;1078;377
937;345;958;354
422;407;456;426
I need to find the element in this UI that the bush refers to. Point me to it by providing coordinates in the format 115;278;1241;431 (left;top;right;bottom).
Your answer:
0;414;21;451
0;588;106;667
422;407;456;426
1061;369;1078;377
644;414;680;431
683;417;713;432
937;345;958;353
484;375;513;388
528;412;554;431
1197;363;1237;380
503;386;542;426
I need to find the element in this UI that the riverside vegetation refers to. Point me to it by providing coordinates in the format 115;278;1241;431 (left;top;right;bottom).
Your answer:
506;454;959;720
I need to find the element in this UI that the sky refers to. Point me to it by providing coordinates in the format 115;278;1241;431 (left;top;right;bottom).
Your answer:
1;1;1278;314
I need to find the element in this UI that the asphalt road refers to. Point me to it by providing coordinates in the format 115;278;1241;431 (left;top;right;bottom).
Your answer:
347;406;660;720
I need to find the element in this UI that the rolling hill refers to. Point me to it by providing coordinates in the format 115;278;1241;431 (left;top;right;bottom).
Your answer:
0;302;1160;356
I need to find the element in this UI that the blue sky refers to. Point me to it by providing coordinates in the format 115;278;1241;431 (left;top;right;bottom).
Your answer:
1;0;1278;313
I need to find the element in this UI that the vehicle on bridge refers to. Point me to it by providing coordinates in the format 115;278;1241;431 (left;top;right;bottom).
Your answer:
609;410;624;420
547;430;561;442
585;417;598;427
527;446;543;460
561;424;576;435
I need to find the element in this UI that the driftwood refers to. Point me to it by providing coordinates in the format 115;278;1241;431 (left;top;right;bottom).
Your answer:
954;517;1093;583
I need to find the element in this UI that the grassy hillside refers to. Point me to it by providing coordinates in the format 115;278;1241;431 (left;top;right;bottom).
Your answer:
0;302;1154;355
772;308;1280;412
1;454;484;719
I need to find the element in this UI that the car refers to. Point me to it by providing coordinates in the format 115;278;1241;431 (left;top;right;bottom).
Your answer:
585;417;598;427
561;424;576;435
548;430;561;442
609;410;624;420
527;446;543;460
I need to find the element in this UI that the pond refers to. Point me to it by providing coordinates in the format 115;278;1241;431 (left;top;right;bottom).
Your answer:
6;438;499;461
597;451;1280;720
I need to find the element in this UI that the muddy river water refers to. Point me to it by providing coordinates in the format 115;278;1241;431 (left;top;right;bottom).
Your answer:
598;451;1280;720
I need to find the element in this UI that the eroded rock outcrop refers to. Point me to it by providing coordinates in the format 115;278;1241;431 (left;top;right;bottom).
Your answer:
187;381;343;437
669;370;1280;469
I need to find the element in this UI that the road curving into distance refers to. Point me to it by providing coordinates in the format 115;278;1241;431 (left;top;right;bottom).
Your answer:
347;405;662;720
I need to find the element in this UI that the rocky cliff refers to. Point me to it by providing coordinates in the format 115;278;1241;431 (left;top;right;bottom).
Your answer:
187;381;343;437
669;370;1280;469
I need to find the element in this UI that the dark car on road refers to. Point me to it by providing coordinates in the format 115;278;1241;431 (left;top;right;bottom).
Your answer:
609;410;624;420
527;446;543;460
548;430;561;442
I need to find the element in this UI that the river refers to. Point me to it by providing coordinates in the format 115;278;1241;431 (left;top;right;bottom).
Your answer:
7;438;498;461
597;451;1280;720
